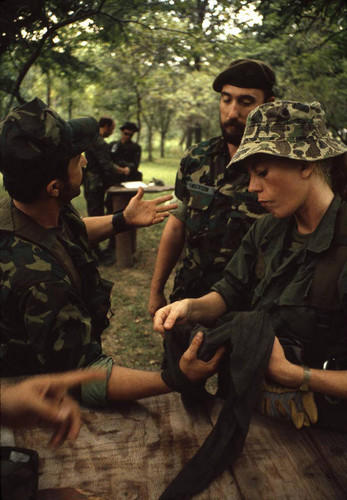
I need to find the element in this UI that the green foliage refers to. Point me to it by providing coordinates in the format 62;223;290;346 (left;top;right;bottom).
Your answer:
1;0;346;151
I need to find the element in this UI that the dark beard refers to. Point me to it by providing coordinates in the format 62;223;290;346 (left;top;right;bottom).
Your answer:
220;119;245;146
58;181;81;204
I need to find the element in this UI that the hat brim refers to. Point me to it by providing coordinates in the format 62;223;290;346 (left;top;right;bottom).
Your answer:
231;136;347;165
67;117;99;156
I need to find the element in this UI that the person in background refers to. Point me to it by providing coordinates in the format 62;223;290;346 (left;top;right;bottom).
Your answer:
109;121;142;183
148;59;276;317
83;117;134;263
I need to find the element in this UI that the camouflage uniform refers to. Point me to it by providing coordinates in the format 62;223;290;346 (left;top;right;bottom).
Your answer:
0;198;113;374
109;139;142;182
84;135;117;216
0;98;113;406
171;136;267;301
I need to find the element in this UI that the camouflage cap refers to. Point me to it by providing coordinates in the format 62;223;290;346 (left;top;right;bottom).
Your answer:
231;100;347;165
0;97;98;177
213;59;276;93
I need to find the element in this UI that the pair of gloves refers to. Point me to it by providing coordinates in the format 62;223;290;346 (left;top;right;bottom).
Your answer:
257;381;318;429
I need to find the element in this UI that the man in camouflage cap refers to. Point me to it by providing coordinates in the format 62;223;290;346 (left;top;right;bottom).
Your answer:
148;58;276;318
0;98;222;406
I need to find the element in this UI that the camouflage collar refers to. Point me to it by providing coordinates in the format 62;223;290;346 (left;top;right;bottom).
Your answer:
0;196;61;251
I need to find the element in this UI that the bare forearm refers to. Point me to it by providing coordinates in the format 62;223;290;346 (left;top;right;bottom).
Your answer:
188;292;228;325
151;215;186;293
107;366;171;401
268;360;347;398
83;215;114;245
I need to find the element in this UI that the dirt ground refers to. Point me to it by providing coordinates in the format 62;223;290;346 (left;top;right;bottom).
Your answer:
97;221;175;371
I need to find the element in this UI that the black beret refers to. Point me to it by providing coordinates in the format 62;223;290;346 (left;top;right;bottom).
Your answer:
213;59;276;92
120;122;139;132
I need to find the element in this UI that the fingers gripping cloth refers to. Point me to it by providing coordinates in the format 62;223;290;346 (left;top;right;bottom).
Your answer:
257;381;318;429
159;310;275;500
161;323;209;401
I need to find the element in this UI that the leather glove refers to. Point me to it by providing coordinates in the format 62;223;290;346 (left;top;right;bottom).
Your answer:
257;381;318;429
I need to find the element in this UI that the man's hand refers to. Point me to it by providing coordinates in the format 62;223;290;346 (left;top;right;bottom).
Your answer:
148;290;167;318
123;188;178;227
1;369;106;447
179;331;226;383
153;299;191;334
257;381;318;429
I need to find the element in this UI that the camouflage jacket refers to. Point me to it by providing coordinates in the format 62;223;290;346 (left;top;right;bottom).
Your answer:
84;135;117;192
212;196;347;368
171;136;266;301
0;197;113;376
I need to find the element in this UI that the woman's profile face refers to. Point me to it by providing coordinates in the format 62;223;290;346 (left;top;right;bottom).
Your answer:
246;155;311;219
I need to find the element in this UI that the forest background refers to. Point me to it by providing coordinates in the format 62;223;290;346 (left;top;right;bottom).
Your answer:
1;0;347;371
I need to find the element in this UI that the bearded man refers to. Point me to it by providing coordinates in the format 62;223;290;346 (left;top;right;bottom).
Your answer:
148;59;276;316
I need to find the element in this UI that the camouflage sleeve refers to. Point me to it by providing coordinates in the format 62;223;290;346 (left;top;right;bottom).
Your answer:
174;145;196;202
21;280;102;373
171;199;187;222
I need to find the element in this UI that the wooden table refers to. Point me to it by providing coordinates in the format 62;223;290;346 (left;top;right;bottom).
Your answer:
106;184;174;268
4;392;347;499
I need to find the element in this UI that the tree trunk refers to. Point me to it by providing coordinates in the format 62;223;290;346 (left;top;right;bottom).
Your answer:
68;97;73;120
46;71;51;106
160;131;166;158
147;125;154;161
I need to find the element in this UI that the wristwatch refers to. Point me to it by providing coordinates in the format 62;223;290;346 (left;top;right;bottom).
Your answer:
298;365;311;391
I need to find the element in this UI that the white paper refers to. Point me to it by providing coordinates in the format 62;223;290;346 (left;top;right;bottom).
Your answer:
121;181;148;188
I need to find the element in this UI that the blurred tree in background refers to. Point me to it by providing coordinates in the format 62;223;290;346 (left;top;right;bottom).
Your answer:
1;0;346;156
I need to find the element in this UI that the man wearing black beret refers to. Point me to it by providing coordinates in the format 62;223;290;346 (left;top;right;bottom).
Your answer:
149;58;276;318
109;121;142;183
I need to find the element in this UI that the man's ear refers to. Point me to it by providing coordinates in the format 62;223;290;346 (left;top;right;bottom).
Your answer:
46;179;61;197
267;96;276;103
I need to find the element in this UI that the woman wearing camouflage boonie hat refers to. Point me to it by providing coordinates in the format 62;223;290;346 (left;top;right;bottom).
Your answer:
154;100;347;433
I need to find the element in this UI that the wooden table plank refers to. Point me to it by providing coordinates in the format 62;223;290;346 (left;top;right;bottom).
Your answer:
306;427;347;494
13;393;240;499
206;399;347;499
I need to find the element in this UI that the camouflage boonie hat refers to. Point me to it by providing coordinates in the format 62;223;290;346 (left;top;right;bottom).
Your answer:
231;100;347;165
0;97;98;177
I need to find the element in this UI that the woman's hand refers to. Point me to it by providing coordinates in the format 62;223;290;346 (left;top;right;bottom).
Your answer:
153;299;191;334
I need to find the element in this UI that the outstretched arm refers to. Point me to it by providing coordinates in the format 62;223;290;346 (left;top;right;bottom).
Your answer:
106;332;225;400
153;292;228;334
83;188;178;245
148;214;186;317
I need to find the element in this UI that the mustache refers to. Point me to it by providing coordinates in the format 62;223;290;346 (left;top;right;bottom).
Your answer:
222;118;243;128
